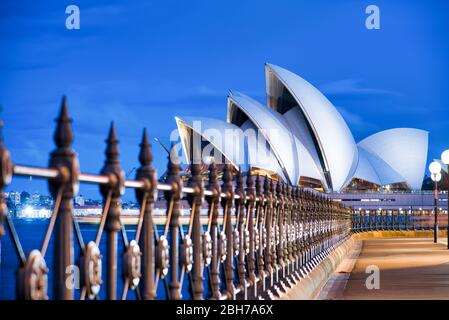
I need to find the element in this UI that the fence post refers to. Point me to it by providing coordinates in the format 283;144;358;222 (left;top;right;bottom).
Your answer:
186;163;204;299
310;194;316;263
387;211;392;231
220;164;234;299
271;180;279;284
49;99;79;300
298;190;305;273
245;171;256;299
164;144;182;300
263;177;273;291
207;161;221;299
294;188;301;277
286;185;294;280
100;123;125;300
327;199;332;251
285;185;292;278
235;169;247;299
392;210;397;231
255;175;265;294
317;196;322;256
135;129;157;300
309;192;314;264
276;182;285;283
302;191;308;269
405;210;409;231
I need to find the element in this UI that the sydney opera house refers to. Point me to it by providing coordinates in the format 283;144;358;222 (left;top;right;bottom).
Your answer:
175;64;428;193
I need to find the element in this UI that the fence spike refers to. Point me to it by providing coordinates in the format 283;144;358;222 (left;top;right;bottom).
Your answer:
138;128;153;167
48;96;78;300
207;160;221;299
53;96;73;149
187;161;204;299
221;163;235;299
100;121;124;300
164;142;182;299
136;128;157;300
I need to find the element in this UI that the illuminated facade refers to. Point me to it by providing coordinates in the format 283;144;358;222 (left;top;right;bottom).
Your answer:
175;64;429;192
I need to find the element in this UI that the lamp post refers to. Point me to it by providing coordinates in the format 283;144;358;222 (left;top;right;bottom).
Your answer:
441;150;449;249
429;161;442;243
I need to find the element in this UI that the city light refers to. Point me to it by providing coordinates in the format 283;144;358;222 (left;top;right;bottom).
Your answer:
431;172;442;182
441;149;449;165
24;206;33;217
429;161;442;175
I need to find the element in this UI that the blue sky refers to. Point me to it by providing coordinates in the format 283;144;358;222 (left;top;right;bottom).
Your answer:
1;0;448;199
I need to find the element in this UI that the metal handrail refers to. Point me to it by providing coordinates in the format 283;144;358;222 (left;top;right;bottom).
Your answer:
12;164;257;200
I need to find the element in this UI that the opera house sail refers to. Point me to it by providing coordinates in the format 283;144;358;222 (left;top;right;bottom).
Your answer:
175;64;429;193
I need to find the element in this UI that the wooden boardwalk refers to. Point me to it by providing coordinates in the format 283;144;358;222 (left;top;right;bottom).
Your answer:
321;238;449;300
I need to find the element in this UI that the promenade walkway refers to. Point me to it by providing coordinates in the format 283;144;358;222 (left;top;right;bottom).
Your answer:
319;236;449;300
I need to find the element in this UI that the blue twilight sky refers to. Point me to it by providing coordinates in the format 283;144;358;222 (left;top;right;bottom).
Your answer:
0;0;448;199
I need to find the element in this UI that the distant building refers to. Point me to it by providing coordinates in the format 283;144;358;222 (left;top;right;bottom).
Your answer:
30;193;40;205
74;195;85;207
20;191;30;204
84;199;102;206
7;191;21;206
39;195;54;206
17;206;51;219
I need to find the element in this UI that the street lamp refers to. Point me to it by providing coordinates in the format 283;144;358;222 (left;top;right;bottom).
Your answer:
429;161;442;243
441;149;449;248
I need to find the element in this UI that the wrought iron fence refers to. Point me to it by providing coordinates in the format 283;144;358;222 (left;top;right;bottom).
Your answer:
351;209;443;232
0;98;353;300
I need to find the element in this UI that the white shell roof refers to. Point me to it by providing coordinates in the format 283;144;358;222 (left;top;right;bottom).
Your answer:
175;64;429;192
294;136;326;184
175;116;286;180
283;106;328;189
175;116;245;169
265;63;358;191
352;148;382;185
360;147;405;185
239;118;288;182
353;147;406;186
227;91;299;184
358;128;429;190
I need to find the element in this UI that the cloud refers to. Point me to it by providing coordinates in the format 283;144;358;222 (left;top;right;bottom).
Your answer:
335;106;378;130
194;85;224;97
320;79;402;96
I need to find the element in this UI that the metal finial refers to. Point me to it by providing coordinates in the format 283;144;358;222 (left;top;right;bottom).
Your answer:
264;176;270;197
53;96;73;149
190;162;201;178
246;169;254;194
104;122;120;165
221;163;233;195
207;160;219;191
276;179;282;196
138;128;153;167
236;168;244;193
255;175;262;197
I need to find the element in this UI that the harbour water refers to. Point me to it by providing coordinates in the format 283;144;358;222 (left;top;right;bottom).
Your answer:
0;219;208;299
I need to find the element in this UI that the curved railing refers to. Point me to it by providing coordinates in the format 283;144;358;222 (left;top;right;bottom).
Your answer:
351;210;443;232
0;98;352;300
